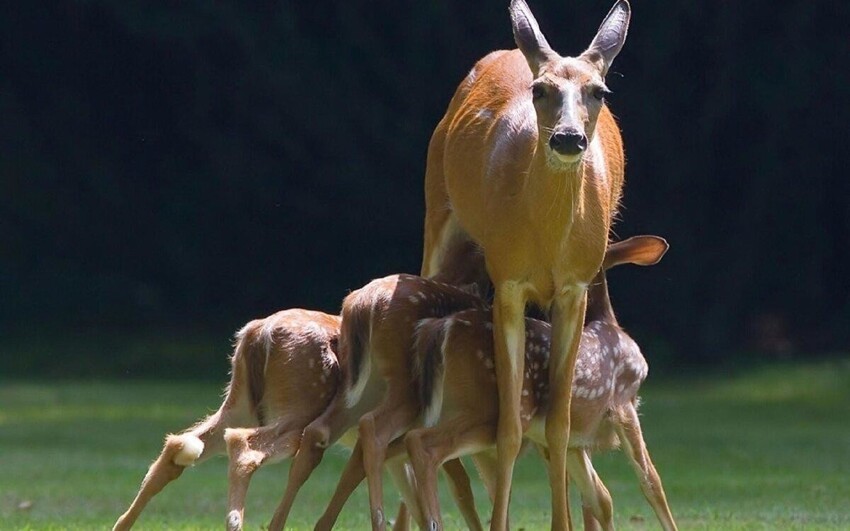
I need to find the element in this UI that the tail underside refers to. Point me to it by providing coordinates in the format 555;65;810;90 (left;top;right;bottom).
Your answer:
232;319;269;424
341;303;373;408
413;317;449;427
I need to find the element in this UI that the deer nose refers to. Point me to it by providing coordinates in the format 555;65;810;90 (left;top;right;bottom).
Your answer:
549;131;587;156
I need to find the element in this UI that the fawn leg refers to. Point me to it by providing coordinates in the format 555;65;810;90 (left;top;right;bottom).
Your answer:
113;397;253;531
615;403;678;531
224;421;302;531
406;419;496;531
566;449;613;531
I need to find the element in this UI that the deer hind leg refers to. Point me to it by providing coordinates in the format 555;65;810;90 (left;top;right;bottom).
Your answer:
314;439;368;531
223;419;304;531
406;419;496;531
391;501;411;531
113;396;254;531
546;290;588;531
615;403;678;531
267;396;361;531
359;393;421;531
566;449;613;531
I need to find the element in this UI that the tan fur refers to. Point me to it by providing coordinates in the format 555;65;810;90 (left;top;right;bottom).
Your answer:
269;274;488;531
112;309;341;531
406;235;677;531
421;2;632;528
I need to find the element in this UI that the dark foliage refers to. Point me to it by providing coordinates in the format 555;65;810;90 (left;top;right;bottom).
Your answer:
2;1;848;369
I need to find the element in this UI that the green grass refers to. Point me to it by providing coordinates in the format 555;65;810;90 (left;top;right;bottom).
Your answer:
2;359;849;530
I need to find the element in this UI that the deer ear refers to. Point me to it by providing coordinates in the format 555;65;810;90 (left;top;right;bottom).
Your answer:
581;0;630;76
603;235;668;270
509;0;556;75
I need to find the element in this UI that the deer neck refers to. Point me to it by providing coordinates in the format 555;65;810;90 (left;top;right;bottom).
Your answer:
525;151;588;250
585;272;617;326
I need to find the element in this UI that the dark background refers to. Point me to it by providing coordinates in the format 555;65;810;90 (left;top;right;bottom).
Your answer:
2;1;848;377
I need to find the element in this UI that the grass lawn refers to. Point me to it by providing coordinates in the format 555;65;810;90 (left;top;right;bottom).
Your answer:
1;358;849;530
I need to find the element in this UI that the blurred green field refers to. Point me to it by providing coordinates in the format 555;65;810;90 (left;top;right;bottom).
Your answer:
2;358;849;530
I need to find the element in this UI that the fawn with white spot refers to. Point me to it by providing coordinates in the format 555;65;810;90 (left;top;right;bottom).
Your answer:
406;236;677;531
421;1;633;527
264;274;488;531
112;309;342;531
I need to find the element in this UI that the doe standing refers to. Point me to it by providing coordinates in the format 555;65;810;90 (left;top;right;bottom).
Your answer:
421;1;632;528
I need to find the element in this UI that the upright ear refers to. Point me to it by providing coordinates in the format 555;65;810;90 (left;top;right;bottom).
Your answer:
603;235;668;270
581;0;631;76
509;0;556;75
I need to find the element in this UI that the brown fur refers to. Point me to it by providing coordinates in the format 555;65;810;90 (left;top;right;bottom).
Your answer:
405;235;677;531
421;3;633;528
113;309;342;531
263;274;489;531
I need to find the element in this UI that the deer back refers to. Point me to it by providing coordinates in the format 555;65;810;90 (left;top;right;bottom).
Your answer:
340;274;488;407
231;309;342;425
413;309;645;449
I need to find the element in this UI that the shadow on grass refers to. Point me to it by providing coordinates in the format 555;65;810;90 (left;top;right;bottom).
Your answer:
1;358;848;529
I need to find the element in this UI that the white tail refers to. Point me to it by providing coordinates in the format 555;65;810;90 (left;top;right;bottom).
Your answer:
112;309;342;531
421;2;633;528
405;236;677;531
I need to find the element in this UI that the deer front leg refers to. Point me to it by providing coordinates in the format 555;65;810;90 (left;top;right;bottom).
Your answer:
442;458;484;531
314;439;367;531
268;397;357;531
490;282;527;531
385;441;430;530
473;448;523;530
386;461;421;531
391;501;411;531
547;289;587;530
566;449;613;531
615;403;678;531
471;450;498;505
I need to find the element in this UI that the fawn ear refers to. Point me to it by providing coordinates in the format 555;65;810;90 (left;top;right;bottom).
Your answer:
603;235;668;270
580;0;631;76
509;0;556;75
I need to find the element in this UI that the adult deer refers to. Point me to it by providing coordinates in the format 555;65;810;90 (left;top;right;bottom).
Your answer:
408;236;676;531
112;309;342;531
421;1;631;527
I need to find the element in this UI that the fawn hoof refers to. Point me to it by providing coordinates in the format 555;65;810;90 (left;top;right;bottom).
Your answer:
428;520;440;531
226;509;243;531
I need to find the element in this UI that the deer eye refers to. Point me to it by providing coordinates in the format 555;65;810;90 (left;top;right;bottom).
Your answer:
531;83;546;101
590;85;608;101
